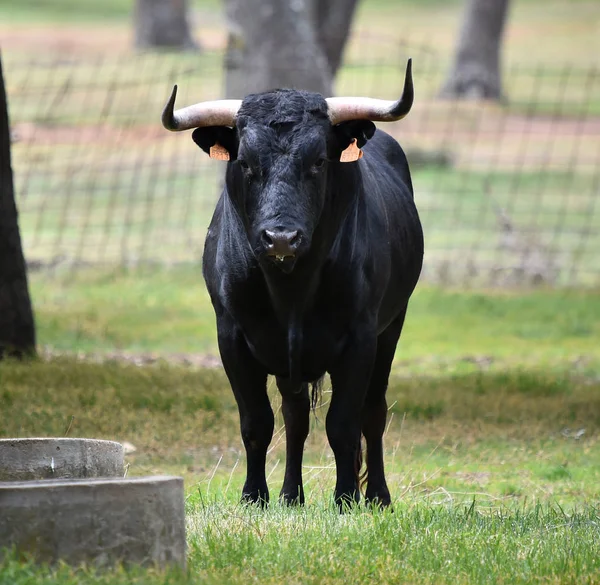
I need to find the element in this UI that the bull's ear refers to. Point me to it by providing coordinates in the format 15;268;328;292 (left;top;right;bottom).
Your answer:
331;120;376;162
192;127;238;160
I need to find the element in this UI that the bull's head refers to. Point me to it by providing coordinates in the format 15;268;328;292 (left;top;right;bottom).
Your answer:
162;60;413;273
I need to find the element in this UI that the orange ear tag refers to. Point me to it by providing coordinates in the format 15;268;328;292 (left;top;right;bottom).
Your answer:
209;143;230;161
339;139;363;163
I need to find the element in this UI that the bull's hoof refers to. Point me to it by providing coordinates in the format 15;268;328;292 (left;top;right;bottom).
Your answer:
365;487;392;510
241;490;269;508
279;488;305;506
334;490;360;513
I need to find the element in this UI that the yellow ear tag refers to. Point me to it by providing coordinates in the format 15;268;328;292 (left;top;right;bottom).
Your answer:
340;139;363;163
209;143;230;161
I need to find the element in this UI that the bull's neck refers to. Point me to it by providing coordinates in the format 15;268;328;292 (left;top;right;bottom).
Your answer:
260;249;324;322
260;256;323;386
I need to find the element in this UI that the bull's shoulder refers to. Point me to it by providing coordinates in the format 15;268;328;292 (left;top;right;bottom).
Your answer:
365;129;407;162
201;192;255;290
361;129;413;198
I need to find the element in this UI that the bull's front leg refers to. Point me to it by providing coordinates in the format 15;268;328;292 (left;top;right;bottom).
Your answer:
217;317;273;505
327;324;377;509
276;378;310;505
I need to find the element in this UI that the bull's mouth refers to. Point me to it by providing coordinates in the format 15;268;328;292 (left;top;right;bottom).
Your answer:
265;253;297;274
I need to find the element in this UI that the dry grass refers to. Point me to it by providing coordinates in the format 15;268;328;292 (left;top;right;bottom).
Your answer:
2;353;599;506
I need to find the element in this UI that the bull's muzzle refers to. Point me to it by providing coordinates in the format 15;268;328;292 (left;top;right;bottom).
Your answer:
261;229;302;262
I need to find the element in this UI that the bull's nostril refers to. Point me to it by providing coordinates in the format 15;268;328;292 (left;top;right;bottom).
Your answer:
262;230;275;249
289;231;300;249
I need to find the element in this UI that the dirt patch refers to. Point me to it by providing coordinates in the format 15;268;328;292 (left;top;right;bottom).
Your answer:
388;102;600;171
454;471;492;486
13;106;600;173
0;24;132;56
0;21;226;56
41;347;222;369
12;122;166;147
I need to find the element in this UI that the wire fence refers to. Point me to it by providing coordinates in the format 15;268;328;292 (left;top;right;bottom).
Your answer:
4;39;600;287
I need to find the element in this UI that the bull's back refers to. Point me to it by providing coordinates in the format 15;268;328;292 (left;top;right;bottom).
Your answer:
361;130;424;320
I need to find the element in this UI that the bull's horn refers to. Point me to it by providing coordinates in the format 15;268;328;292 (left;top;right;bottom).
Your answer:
326;58;413;125
161;85;242;131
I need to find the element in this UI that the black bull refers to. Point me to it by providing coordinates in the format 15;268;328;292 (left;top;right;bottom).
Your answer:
163;60;424;508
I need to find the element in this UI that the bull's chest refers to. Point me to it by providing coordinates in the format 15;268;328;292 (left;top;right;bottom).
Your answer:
239;310;345;382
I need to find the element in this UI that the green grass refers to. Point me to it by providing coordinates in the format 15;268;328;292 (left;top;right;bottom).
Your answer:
32;268;218;354
185;501;600;585
1;354;600;584
414;169;600;286
2;271;600;583
4;502;599;584
29;268;600;364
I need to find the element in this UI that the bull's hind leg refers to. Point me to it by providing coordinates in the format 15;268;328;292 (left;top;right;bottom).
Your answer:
327;326;378;509
217;319;273;505
362;310;407;507
276;378;310;505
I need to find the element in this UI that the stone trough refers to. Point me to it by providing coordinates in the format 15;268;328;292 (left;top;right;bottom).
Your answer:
0;438;124;481
0;476;186;568
0;438;186;569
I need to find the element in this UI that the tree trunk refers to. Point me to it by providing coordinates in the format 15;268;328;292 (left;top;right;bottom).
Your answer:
134;0;198;51
307;0;359;78
440;0;510;100
0;54;36;359
224;0;332;98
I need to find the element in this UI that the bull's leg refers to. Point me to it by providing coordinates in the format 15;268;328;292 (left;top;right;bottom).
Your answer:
362;310;406;508
217;319;273;505
277;378;310;505
327;325;377;509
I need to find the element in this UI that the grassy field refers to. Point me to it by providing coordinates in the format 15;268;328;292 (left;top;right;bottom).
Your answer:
28;268;600;363
2;499;599;584
2;272;600;583
1;0;600;582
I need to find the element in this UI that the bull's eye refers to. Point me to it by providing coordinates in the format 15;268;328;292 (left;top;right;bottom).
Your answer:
238;160;249;171
312;158;326;171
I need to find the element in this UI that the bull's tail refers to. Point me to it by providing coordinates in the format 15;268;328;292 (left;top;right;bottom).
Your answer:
309;376;324;413
355;435;368;496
